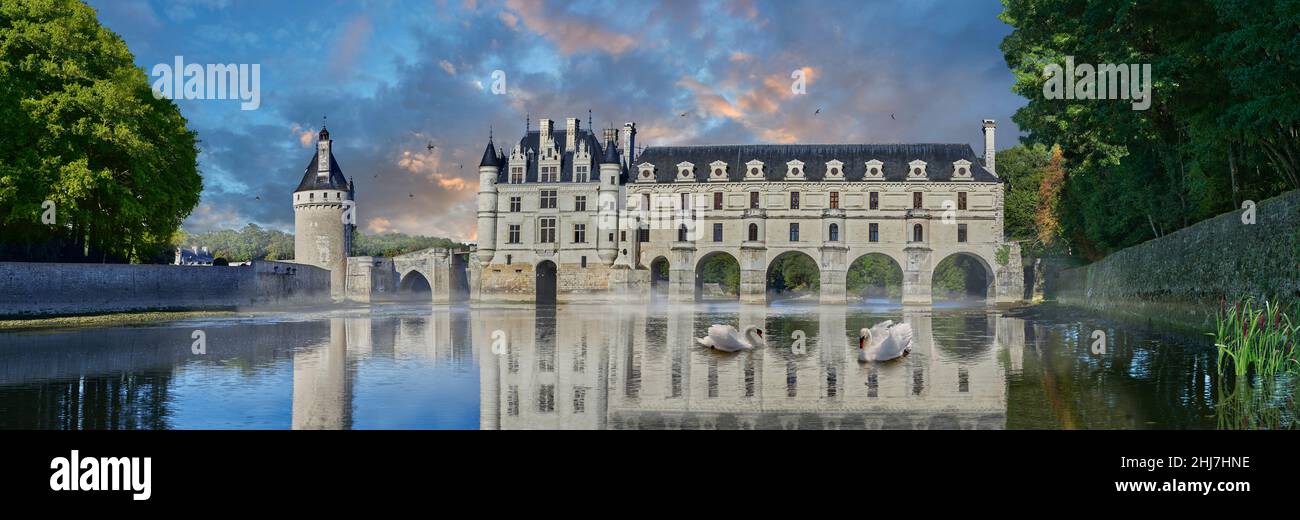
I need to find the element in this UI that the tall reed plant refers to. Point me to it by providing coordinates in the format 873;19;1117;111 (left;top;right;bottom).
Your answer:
1212;297;1299;378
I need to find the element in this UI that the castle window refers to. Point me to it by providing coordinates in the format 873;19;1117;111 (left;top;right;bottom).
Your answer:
829;223;840;242
869;192;879;210
789;223;800;242
540;218;556;243
790;191;800;209
713;192;723;210
912;223;923;242
750;191;760;209
508;225;521;244
538;385;554;413
509;196;521;212
309;193;314;200
637;225;649;243
510;167;524;184
574;223;587;244
958;224;968;243
574;165;590;182
506;254;512;265
913;192;923;209
678;224;688;242
748;223;759;241
575;195;587;212
712;223;723;242
541;190;557;209
869;223;879;242
581;256;587;268
540;166;559;183
958;191;967;210
829;191;840;209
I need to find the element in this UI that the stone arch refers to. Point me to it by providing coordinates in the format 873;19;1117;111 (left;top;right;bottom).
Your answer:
846;252;904;303
650;256;670;297
766;250;820;302
694;250;740;301
398;269;432;299
535;260;558;305
930;251;995;303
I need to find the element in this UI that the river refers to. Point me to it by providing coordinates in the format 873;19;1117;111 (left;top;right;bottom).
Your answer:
0;302;1283;429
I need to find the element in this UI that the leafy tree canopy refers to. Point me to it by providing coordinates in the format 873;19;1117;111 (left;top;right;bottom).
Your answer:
0;0;201;262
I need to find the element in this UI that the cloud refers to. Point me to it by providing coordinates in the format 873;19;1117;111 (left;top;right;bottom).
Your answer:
332;15;373;78
501;0;636;55
439;59;458;75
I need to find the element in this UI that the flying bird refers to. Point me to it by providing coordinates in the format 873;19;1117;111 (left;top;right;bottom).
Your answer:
890;113;896;120
679;111;690;117
409;193;414;198
696;325;764;352
815;107;821;115
426;141;436;153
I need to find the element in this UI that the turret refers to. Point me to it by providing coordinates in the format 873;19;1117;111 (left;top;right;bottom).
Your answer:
293;125;351;300
476;135;501;264
597;139;621;264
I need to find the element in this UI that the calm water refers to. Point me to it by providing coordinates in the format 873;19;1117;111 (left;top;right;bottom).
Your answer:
0;302;1280;429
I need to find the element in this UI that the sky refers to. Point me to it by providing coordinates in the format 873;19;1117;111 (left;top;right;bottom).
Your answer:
85;0;1025;242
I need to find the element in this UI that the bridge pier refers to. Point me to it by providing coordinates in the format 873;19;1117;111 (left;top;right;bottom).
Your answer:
818;242;849;304
901;246;934;305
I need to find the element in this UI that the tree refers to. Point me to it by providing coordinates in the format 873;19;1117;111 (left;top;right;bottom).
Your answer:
999;0;1299;259
0;0;201;262
1035;145;1066;248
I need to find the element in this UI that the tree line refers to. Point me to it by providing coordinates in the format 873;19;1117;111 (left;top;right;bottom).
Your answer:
1000;0;1299;259
174;224;468;264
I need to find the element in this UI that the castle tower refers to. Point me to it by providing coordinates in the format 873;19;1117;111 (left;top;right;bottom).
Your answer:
597;138;621;264
476;135;501;264
293;126;354;300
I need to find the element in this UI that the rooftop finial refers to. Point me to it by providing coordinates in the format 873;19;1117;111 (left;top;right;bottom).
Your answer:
318;115;330;140
525;113;530;133
489;125;493;143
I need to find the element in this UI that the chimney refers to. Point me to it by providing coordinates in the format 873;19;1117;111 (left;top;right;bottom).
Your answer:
621;122;637;167
538;118;553;147
603;127;619;146
982;119;996;173
565;117;579;152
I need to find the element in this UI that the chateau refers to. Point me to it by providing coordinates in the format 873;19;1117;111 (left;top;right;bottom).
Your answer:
470;116;1022;305
294;117;1023;305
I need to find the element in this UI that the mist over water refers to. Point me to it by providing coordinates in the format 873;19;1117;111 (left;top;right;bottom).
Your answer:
0;302;1237;429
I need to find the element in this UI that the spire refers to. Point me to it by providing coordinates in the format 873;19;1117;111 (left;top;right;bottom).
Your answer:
479;131;500;168
319;115;329;140
601;137;620;165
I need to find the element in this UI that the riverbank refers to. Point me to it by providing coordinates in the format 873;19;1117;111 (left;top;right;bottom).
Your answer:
1048;189;1300;330
0;310;256;332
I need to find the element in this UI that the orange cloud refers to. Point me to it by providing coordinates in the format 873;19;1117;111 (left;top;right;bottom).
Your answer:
502;0;635;55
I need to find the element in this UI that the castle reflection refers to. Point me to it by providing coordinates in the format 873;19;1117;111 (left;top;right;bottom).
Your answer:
472;304;1017;430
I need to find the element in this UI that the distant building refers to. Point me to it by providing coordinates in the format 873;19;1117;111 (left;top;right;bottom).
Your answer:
175;246;215;265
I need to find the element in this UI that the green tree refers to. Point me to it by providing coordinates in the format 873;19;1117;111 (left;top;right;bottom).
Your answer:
0;0;201;262
846;254;902;299
999;0;1299;259
698;254;739;295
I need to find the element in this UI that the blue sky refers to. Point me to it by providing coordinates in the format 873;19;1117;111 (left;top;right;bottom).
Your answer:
86;0;1024;241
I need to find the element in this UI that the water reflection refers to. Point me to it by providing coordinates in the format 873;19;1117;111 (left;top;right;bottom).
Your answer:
476;305;1010;430
0;303;1254;429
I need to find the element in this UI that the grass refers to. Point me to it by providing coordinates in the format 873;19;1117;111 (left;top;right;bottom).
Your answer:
1211;297;1299;378
0;310;249;332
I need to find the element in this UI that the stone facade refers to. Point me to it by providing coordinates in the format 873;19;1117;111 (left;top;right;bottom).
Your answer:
292;127;354;301
472;115;1024;305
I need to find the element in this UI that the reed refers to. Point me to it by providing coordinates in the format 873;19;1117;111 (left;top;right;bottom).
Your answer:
1212;297;1299;378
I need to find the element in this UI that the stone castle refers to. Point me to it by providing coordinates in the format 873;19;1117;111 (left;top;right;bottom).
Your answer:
294;117;1023;305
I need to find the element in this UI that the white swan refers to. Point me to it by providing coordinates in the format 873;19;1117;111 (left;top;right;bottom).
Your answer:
858;320;913;362
696;325;765;352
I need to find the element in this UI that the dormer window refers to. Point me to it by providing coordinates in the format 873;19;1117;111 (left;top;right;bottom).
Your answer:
676;161;696;182
824;160;845;181
907;159;928;180
785;160;806;180
864;159;884;180
709;160;728;181
745;159;765;180
951;159;972;181
637;162;656;183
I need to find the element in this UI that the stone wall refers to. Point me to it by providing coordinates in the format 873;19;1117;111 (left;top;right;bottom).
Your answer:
0;260;331;317
1050;189;1300;327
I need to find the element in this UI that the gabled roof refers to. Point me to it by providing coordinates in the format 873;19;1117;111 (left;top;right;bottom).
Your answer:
634;143;999;183
294;149;350;192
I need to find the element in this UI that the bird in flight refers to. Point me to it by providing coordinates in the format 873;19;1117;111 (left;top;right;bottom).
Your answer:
814;107;821;115
679;111;690;117
426;141;436;153
890;113;895;120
